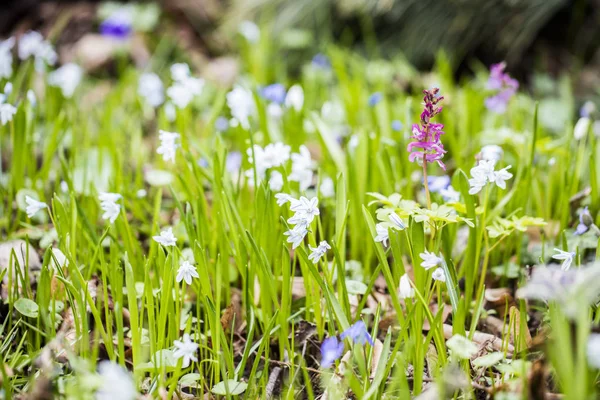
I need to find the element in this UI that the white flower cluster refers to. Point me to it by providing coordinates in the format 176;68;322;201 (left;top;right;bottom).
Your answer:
0;38;15;79
48;63;83;98
276;195;320;249
374;213;406;246
308;240;331;264
138;72;164;107
157;130;180;163
98;192;122;224
468;159;513;195
227;85;255;129
18;31;57;71
167;63;204;109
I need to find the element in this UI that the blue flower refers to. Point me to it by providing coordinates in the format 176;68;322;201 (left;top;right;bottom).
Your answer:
391;120;403;132
340;320;374;346
225;151;242;173
260;83;286;105
215;116;229;132
368;92;383;107
100;9;133;40
320;336;344;368
312;53;330;69
575;206;592;235
427;175;451;193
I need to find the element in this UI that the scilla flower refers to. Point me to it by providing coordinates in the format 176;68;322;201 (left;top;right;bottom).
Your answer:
25;195;48;218
575;207;596;235
552;248;575;271
173;334;198;368
227;85;255;129
340;320;374;346
285;85;304;111
368;92;383;107
0;37;15;79
176;260;199;285
100;7;133;39
420;250;442;270
407;88;447;170
398;274;414;299
374;223;390;246
260;83;286;105
153;227;177;247
138;73;164;107
48;63;83;98
98;192;122;223
238;21;260;43
320;337;344;368
468;159;513;194
96;361;137;400
289;196;320;224
157;130;180;163
432;267;446;282
18;31;57;70
587;334;600;369
308;241;331;264
0;103;16;125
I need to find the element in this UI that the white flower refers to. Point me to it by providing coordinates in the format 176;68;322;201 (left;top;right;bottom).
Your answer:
440;185;460;202
374;223;389;246
420;250;442;270
283;225;308;249
18;31;44;60
491;166;513;189
269;171;284;192
157;130;180;163
398;274;414;299
480;144;504;163
27;90;36;106
388;213;406;230
51;248;68;270
0;103;16;125
587;333;600;369
289;145;314;191
153;227;177;247
4;82;13;95
275;193;294;207
167;83;194;109
170;63;191;82
320;177;335;198
96;361;137;400
574;117;591;140
173;333;198;368
308;240;331;263
136;189;147;198
285;85;304;111
238;21;260;43
227;86;255;129
25;195;47;218
164;102;176;122
48;63;83;98
289;196;320;224
267;103;283;119
98;192;122;224
0;37;15;79
432;267;446;282
176;260;199;285
138;73;164;107
552;248;575;271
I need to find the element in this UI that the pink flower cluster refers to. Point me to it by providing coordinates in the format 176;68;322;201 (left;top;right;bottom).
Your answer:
485;62;518;114
407;88;446;170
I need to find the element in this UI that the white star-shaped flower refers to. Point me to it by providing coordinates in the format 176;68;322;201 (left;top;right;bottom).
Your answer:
98;192;122;224
552;248;576;271
25;195;48;218
432;267;446;282
157;130;180;163
153;227;177;247
173;333;198;368
176;260;199;285
308;240;331;264
0;103;16;125
374;223;389;247
420;250;443;270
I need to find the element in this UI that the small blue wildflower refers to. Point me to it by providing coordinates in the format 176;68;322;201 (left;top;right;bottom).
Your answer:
100;9;133;40
260;83;286;105
320;336;344;368
575;206;593;235
391;120;403;132
311;53;330;69
215;116;229;132
340;320;374;346
368;92;383;107
198;158;209;168
427;175;451;193
225;151;242;173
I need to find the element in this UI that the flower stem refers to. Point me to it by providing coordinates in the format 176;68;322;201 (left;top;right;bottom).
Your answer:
422;160;432;209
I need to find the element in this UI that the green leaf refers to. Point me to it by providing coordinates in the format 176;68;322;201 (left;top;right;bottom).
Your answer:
211;380;248;395
345;279;368;295
472;352;504;368
14;298;39;318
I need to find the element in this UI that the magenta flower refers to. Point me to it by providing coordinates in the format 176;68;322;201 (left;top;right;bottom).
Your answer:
485;62;518;114
407;88;447;170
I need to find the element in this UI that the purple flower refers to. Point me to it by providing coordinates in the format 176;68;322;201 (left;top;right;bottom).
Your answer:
260;83;286;105
575;206;593;235
226;151;242;173
485;62;518;114
427;175;451;193
320;336;344;368
368;92;383;107
100;9;133;40
407;88;447;170
215;116;229;132
391;120;403;132
312;53;330;69
340;320;374;346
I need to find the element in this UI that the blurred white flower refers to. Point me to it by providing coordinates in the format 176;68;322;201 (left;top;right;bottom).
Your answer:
176;260;199;285
289;145;313;191
0;37;15;79
50;248;68;270
490;166;513;189
587;334;600;369
440;185;460;202
275;193;294;207
398;273;414;299
238;21;260;43
374;223;389;246
173;333;199;368
153;227;177;247
0;103;16;125
308;240;331;264
48;63;83;97
320;177;335;198
285;84;304;111
420;250;442;270
574;117;591;140
267;103;283;119
27;89;36;106
25;195;47;218
170;63;191;81
157;130;180;163
227;86;255;129
432;267;446;282
552;248;575;271
480;144;504;163
138;73;164;107
98;192;122;224
388;213;406;230
246;142;291;184
136;189;147;198
269;171;284;192
164;102;176;122
96;361;137;400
